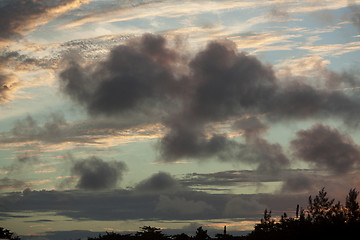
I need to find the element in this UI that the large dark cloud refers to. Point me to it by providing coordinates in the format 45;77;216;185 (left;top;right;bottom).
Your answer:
291;124;360;174
60;33;184;117
59;33;360;165
70;156;127;191
187;40;277;121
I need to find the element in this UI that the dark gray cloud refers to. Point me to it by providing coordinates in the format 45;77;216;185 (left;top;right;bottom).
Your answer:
187;40;277;121
159;120;235;161
291;124;360;174
244;138;290;174
135;172;183;193
60;33;184;117
281;173;314;193
71;156;127;191
59;33;360;165
232;117;269;138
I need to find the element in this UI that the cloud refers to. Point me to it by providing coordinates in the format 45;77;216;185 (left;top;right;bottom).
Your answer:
0;0;90;44
348;1;360;31
0;72;19;104
59;33;360;165
291;124;360;174
0;186;311;222
10;114;70;144
223;196;265;218
159;121;236;161
0;178;26;190
4;153;40;174
155;195;214;216
135;172;183;193
187;39;277;121
1;112;164;150
59;33;183;117
70;156;127;191
0;52;23;103
181;170;281;188
158;39;279;162
232;117;269;138
275;55;357;88
281;172;315;193
60;1;262;29
298;41;360;56
2;168;359;222
241;138;290;175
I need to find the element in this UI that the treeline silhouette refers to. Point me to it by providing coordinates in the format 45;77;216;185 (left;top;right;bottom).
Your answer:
3;188;360;240
247;188;360;240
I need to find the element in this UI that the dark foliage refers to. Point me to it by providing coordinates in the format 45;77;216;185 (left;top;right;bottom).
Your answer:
0;227;20;240
247;188;360;240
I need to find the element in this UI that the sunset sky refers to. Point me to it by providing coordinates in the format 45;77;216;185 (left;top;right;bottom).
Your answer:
1;0;360;239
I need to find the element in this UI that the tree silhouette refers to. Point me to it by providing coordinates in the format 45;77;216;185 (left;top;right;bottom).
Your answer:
307;187;335;223
194;227;210;240
247;187;360;240
345;188;360;223
135;226;168;240
171;233;191;240
0;227;20;240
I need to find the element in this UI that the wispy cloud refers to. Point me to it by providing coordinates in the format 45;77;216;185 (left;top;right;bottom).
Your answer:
0;0;91;45
298;41;360;56
60;1;260;29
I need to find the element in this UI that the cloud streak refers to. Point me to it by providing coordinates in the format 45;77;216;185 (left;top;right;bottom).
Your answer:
0;0;90;44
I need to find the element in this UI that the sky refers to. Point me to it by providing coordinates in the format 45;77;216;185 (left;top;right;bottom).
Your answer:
1;0;360;239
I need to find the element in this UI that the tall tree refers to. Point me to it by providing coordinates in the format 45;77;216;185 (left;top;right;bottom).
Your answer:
346;188;360;223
